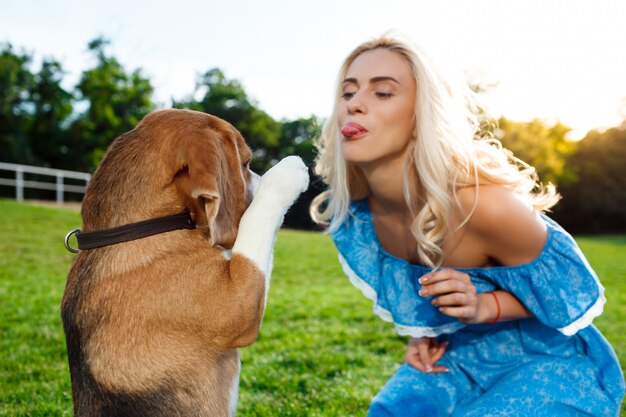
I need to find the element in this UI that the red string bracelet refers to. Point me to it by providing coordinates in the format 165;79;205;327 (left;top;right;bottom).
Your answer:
484;291;501;325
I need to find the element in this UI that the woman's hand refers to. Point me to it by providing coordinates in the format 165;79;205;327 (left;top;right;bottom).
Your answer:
419;268;488;324
404;337;449;373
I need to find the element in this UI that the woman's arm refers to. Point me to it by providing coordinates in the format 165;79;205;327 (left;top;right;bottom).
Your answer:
419;270;531;324
420;185;546;324
407;185;548;372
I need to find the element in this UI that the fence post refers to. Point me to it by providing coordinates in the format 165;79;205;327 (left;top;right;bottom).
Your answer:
16;167;24;202
56;173;64;204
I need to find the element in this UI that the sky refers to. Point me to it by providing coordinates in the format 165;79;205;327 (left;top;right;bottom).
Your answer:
2;0;625;140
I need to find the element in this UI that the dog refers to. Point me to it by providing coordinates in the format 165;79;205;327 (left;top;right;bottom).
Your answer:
61;108;309;416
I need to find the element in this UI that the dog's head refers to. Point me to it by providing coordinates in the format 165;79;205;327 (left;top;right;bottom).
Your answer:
81;109;255;248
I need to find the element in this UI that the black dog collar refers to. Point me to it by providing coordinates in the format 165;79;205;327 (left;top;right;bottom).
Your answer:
64;212;196;253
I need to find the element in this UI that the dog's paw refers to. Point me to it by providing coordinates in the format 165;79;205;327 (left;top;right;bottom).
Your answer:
257;156;309;208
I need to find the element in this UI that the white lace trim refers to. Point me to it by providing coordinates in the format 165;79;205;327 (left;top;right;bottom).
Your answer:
555;242;608;336
337;254;464;338
558;288;606;336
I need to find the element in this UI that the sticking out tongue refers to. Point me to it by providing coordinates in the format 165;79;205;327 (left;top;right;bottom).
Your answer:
341;124;366;138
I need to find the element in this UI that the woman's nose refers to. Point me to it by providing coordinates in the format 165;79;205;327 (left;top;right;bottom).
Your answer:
346;92;366;115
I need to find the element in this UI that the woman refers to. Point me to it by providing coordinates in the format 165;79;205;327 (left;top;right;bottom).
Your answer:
310;34;624;416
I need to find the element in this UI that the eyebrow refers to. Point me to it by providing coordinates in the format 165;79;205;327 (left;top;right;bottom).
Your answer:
342;76;401;85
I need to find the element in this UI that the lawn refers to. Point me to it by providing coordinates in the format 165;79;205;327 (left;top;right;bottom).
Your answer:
0;199;624;416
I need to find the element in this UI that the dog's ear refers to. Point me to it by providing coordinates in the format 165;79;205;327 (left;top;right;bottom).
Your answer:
181;138;230;246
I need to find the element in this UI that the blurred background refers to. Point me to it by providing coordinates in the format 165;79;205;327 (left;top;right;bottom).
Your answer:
1;0;626;232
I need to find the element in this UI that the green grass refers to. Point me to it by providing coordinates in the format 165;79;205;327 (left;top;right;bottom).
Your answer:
0;198;624;416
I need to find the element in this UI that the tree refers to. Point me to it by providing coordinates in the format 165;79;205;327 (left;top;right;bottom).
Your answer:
274;117;324;229
174;68;280;172
68;37;154;171
554;127;626;233
29;59;74;168
0;43;35;164
174;70;324;228
496;118;576;186
272;117;319;164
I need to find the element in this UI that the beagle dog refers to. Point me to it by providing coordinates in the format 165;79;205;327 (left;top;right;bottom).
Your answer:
61;109;309;416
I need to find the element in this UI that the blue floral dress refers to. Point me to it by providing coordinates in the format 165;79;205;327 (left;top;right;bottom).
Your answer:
331;200;624;417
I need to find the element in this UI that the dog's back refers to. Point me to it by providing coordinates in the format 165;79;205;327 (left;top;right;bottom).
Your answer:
63;243;244;416
62;109;261;416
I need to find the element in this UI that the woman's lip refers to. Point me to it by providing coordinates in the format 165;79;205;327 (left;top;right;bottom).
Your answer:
341;122;368;140
344;131;368;141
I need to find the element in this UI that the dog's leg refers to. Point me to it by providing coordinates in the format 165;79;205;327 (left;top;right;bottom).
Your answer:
228;357;240;417
232;156;309;297
217;157;307;416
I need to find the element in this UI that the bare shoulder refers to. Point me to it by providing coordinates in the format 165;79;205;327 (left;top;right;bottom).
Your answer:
454;185;548;266
455;185;537;231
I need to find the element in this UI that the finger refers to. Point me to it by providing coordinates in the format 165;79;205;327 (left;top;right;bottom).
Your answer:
420;279;474;298
406;342;419;358
420;272;465;290
408;339;449;373
420;268;470;285
405;353;426;372
405;344;426;372
438;306;477;321
426;338;445;355
428;340;441;356
429;365;450;374
431;341;449;365
428;341;450;373
431;292;476;308
417;340;433;372
405;339;425;372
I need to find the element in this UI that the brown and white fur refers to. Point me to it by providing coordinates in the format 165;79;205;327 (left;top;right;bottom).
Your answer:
61;109;309;417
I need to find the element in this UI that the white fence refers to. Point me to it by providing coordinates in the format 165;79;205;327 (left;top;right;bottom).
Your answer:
0;162;91;204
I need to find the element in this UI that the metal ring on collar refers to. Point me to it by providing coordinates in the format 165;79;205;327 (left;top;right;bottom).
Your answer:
64;228;81;253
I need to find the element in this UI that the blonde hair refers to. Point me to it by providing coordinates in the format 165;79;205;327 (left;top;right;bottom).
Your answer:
310;34;559;267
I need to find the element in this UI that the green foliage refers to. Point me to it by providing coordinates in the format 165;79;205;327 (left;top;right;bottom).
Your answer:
174;68;282;172
0;35;322;224
172;68;324;173
172;70;323;229
275;117;323;229
555;127;626;233
30;60;75;168
0;36;157;173
492;118;626;233
0;43;36;164
497;117;577;185
67;37;155;171
0;45;75;169
3;36;626;233
0;200;625;416
276;117;320;166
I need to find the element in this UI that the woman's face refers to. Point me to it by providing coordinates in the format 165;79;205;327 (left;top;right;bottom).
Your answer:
338;48;417;168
